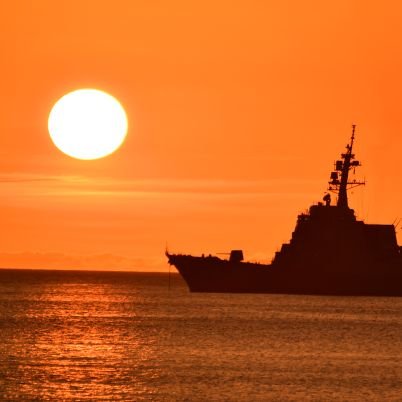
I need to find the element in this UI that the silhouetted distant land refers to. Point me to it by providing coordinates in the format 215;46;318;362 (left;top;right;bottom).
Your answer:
166;126;402;295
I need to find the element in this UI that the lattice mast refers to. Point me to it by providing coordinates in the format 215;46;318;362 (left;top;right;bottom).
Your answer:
328;125;365;208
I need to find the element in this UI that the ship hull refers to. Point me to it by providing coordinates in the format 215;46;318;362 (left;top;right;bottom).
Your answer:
168;255;402;296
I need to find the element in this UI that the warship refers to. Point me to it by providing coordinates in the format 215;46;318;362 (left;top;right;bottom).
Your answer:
166;126;402;295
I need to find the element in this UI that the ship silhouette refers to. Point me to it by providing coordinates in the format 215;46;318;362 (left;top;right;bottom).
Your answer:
166;126;402;295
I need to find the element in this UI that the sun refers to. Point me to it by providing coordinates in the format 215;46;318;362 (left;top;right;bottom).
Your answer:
48;89;128;160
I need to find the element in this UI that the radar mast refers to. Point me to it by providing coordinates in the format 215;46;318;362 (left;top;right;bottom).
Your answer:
328;125;365;208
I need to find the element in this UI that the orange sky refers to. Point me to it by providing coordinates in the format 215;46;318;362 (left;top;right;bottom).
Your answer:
1;1;402;271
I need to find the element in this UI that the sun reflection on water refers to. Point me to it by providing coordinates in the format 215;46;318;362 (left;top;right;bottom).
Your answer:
0;273;163;400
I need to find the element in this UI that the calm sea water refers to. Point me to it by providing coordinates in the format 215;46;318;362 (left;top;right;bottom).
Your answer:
0;269;402;401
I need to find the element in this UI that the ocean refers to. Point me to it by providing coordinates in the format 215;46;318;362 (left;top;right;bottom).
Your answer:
0;269;402;401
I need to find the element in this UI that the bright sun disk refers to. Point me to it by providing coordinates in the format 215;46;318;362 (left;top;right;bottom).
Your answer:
48;89;128;160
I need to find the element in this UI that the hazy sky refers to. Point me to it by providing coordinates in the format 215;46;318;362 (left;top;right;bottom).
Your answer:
1;1;402;270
